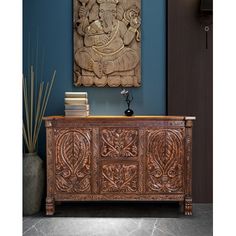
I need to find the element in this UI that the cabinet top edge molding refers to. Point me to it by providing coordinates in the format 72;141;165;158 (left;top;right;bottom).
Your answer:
43;116;196;121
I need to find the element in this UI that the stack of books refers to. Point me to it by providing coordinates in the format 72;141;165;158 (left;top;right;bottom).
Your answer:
64;92;89;117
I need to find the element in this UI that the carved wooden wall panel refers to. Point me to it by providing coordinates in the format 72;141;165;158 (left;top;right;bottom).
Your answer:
146;129;184;193
73;0;141;87
55;129;92;193
100;128;138;158
44;116;195;216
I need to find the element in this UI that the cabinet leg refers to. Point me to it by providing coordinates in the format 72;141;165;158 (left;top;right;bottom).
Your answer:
46;197;55;216
184;197;192;216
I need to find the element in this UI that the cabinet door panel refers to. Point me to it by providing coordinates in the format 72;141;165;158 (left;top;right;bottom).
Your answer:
98;128;140;194
55;129;92;193
146;128;185;193
100;128;139;159
100;161;139;194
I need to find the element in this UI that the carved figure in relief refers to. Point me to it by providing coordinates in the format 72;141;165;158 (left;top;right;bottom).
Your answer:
74;0;141;87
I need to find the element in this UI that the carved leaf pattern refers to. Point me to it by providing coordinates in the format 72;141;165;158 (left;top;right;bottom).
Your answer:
101;163;138;193
101;128;138;158
55;130;91;193
147;129;184;193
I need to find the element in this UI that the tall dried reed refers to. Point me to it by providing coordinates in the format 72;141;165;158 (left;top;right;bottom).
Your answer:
23;66;56;153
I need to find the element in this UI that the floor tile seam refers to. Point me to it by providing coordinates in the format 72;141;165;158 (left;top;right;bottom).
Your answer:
23;225;40;236
150;219;158;236
129;218;141;227
34;225;47;236
23;223;36;234
23;219;44;234
126;219;156;235
174;220;183;235
126;228;140;236
153;227;176;236
154;219;181;236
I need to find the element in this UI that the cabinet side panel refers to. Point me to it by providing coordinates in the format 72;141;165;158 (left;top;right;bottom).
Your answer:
46;125;55;197
184;120;193;215
185;121;193;197
45;121;55;215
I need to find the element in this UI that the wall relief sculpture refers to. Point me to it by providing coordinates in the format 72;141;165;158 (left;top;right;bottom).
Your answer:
73;0;141;87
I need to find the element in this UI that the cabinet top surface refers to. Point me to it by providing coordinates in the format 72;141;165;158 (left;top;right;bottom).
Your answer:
43;115;196;121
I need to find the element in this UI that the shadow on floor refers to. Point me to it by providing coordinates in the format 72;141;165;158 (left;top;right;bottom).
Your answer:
47;201;181;218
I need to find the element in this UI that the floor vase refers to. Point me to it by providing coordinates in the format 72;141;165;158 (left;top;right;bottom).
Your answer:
23;152;44;215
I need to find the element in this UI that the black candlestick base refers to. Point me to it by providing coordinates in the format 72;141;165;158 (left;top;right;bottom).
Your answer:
124;108;134;116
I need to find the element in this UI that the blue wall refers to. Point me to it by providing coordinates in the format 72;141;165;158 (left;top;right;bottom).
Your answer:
23;0;166;157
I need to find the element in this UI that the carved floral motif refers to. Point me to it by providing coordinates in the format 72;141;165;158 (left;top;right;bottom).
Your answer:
101;163;138;193
100;128;138;158
55;129;92;193
146;129;184;193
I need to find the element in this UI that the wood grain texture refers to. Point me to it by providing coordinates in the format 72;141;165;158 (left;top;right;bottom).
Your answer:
167;0;213;203
44;116;194;215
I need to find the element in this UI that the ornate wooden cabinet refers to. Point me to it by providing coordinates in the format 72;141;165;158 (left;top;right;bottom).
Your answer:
43;116;195;216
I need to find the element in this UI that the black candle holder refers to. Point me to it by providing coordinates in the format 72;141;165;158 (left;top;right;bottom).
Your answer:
121;89;134;116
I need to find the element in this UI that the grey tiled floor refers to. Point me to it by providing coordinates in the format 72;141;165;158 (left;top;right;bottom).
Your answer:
23;203;212;236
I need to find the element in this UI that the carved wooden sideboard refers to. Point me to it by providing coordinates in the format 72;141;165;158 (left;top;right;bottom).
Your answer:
43;116;195;215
